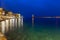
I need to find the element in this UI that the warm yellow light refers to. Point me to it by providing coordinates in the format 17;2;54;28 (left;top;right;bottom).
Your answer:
0;32;7;40
0;12;2;15
8;12;13;15
0;8;3;11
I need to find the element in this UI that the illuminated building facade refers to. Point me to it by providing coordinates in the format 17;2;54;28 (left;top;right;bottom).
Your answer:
0;8;23;34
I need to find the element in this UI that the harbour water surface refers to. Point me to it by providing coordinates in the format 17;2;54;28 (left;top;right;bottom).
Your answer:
6;18;60;40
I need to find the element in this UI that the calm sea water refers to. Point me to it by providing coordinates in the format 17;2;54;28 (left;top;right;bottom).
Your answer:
7;18;60;40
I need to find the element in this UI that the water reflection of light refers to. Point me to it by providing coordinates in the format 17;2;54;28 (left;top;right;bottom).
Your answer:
9;17;15;30
5;19;9;32
1;21;5;34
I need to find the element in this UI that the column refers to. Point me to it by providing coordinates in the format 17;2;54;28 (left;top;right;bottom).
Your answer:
12;18;15;30
5;19;9;32
1;21;6;34
17;14;21;28
9;17;15;31
9;18;13;30
15;18;18;29
21;16;23;27
0;22;2;32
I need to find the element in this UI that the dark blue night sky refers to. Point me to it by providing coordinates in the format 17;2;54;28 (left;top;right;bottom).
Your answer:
0;0;60;18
